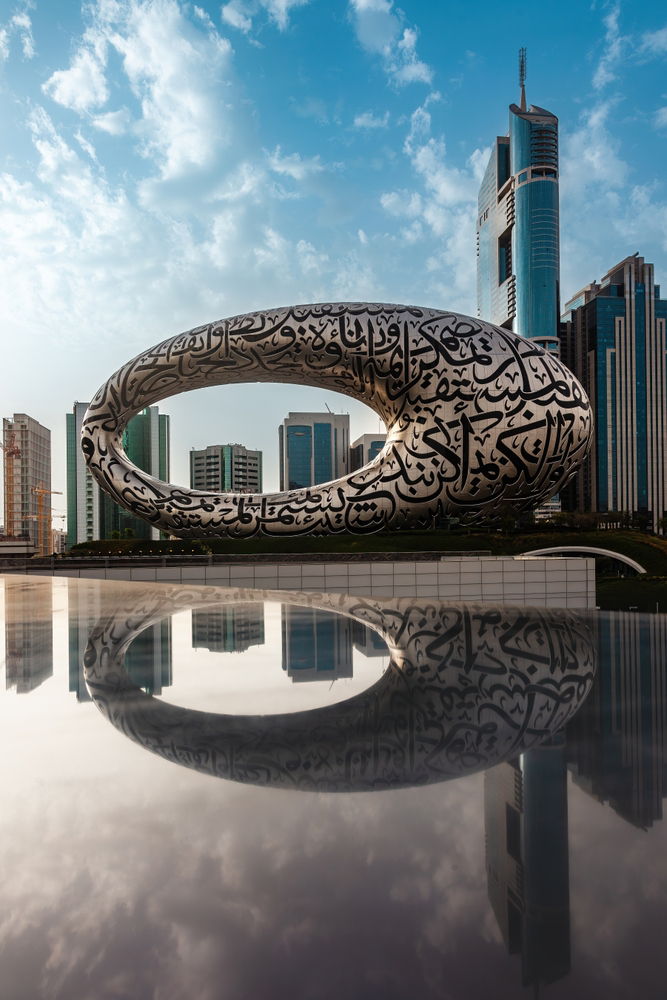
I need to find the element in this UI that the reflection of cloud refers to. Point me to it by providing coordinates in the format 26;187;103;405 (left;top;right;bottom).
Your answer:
0;766;495;998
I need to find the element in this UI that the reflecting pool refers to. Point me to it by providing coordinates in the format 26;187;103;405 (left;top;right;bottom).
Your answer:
1;574;667;998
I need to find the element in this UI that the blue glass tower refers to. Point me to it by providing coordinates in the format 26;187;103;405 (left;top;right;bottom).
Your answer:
559;254;667;530
477;55;560;352
279;411;349;491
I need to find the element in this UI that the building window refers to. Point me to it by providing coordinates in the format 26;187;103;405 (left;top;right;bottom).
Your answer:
313;423;332;484
518;172;527;183
498;230;512;285
287;426;312;490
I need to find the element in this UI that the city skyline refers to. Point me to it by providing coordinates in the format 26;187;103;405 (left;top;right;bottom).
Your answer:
1;1;666;507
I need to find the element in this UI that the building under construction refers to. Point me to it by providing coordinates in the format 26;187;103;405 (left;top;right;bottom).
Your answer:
2;413;52;556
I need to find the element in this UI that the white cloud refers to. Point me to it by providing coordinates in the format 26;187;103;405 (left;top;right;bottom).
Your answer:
379;97;485;313
221;0;310;33
354;110;389;128
560;100;629;201
655;106;667;129
640;24;667;56
42;2;237;181
42;32;109;112
0;5;36;61
221;1;253;32
296;237;329;273
74;129;98;163
267;145;323;179
10;8;35;58
390;27;432;86
261;0;310;31
348;0;433;88
380;189;422;217
593;2;626;90
92;108;133;135
292;96;329;124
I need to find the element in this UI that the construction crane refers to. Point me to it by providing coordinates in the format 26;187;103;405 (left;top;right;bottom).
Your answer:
0;431;21;537
31;483;63;556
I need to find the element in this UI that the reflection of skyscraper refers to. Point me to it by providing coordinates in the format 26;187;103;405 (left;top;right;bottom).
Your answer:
281;606;353;682
192;604;265;653
4;578;53;693
68;579;101;702
485;742;570;990
351;620;388;658
567;611;667;830
124;621;172;694
68;580;172;700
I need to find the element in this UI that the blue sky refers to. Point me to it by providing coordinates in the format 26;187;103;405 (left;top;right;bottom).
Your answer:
1;0;667;508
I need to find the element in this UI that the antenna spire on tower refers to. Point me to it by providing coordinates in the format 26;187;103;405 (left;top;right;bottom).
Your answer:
519;47;527;111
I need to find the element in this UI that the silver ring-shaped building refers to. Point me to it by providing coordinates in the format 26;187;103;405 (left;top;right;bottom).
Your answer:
81;303;593;537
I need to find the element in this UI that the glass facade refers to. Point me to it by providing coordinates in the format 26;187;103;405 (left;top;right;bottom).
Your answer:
477;98;560;347
559;255;667;529
66;412;77;549
314;422;332;484
68;405;169;544
287;425;312;490
369;439;385;461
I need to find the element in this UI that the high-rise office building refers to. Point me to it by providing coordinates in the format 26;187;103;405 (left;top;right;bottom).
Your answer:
566;611;667;830
4;577;53;693
281;606;353;682
67;403;169;546
279;412;349;491
485;744;571;991
559;254;667;531
349;433;387;472
190;444;262;494
192;604;265;653
2;413;51;554
477;52;560;352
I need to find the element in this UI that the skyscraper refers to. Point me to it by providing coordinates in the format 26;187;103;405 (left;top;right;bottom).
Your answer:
192;604;265;653
349;433;387;472
566;610;667;830
477;51;560;352
559;254;667;530
67;403;169;546
4;577;53;693
281;606;353;682
279;412;349;491
2;413;51;553
485;744;571;991
190;444;262;494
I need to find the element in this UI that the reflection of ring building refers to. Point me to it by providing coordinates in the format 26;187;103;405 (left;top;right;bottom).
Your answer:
4;578;53;694
192;604;265;654
68;579;172;699
351;620;388;658
281;605;353;683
